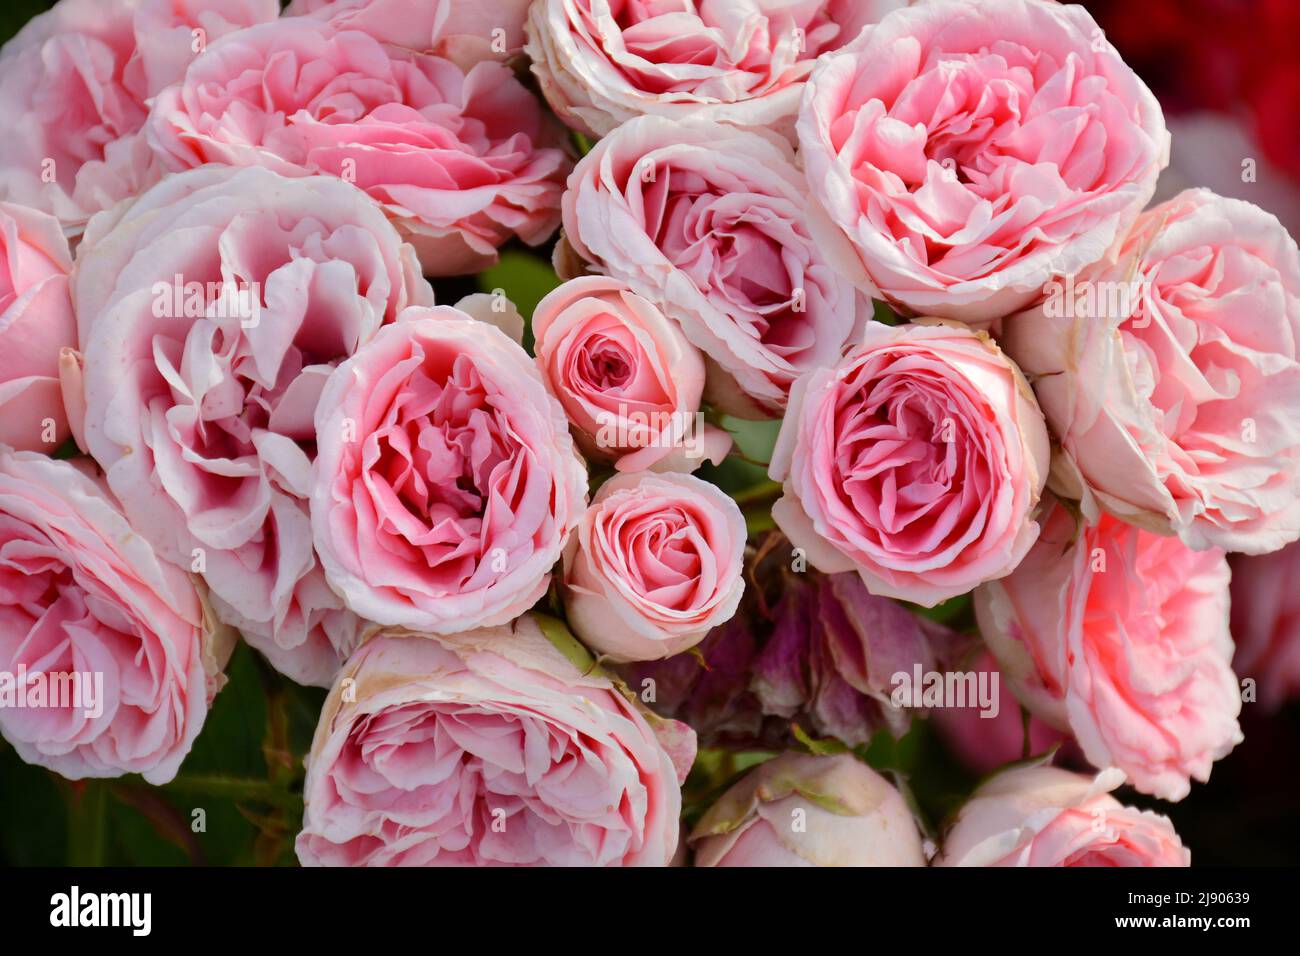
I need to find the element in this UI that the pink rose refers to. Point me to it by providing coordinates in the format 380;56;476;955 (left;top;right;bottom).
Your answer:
0;202;76;452
562;116;868;416
937;766;1190;867
1230;542;1300;712
69;165;433;688
976;498;1243;801
145;18;572;276
287;0;532;68
0;0;277;232
311;309;588;634
798;0;1169;323
770;320;1049;606
0;450;233;784
296;617;692;866
563;472;746;663
533;276;731;472
1001;189;1300;555
689;752;925;867
526;0;904;139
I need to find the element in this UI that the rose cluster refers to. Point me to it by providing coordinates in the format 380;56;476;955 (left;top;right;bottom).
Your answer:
0;0;1295;868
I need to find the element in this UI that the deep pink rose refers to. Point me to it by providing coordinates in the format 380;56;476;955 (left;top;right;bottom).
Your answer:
1230;542;1300;712
145;18;571;276
533;276;730;473
296;617;692;866
798;0;1169;323
0;203;76;452
311;309;588;634
770;320;1049;606
0;0;277;232
563;471;746;662
937;766;1190;867
69;165;433;688
0;450;233;784
976;498;1242;801
562;116;868;416
1002;189;1300;555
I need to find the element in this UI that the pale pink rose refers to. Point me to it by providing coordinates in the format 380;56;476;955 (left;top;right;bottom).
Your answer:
286;0;532;69
69;165;433;688
689;752;925;867
563;116;868;417
145;18;571;276
770;320;1049;607
533;276;731;473
0;0;278;232
563;472;746;662
0;450;233;785
798;0;1170;324
937;766;1190;867
976;498;1243;802
526;0;904;139
0;203;76;452
1230;542;1300;711
1001;189;1300;555
296;617;692;866
311;309;588;634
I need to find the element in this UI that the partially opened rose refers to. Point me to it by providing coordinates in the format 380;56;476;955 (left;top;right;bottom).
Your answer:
145;18;571;276
533;277;730;472
296;617;692;866
1002;189;1300;555
0;450;233;785
1229;542;1300;712
771;320;1050;606
937;766;1190;867
563;116;867;417
798;0;1169;323
689;752;925;867
526;0;903;139
311;309;588;634
0;0;277;232
0;203;76;452
69;165;433;688
976;498;1242;801
563;472;746;663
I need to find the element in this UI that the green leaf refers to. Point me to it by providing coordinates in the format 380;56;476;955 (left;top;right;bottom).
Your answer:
477;250;563;353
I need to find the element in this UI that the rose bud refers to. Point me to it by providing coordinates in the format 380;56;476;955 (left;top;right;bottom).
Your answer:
1002;189;1300;555
563;472;746;662
0;450;233;784
771;320;1049;606
937;765;1190;867
689;752;926;867
296;616;692;866
1229;542;1300;711
798;0;1169;324
976;497;1243;801
312;308;588;635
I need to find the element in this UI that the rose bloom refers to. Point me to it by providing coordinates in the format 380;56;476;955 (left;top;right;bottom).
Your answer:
937;766;1190;867
976;497;1242;801
0;0;277;232
770;320;1049;606
68;165;433;688
563;116;868;416
563;472;745;663
0;450;233;785
145;17;572;276
311;309;588;635
533;276;731;472
1002;189;1300;555
296;617;692;866
0;203;76;452
690;752;925;867
798;0;1169;324
1230;542;1300;711
286;0;532;68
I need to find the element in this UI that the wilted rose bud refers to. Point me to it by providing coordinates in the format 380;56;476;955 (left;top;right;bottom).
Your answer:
689;752;926;867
